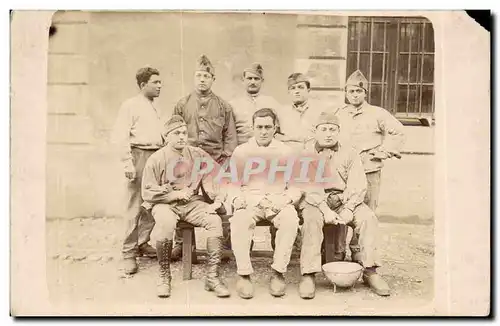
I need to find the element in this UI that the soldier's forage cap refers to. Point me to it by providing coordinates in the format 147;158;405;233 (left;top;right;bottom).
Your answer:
243;63;264;78
165;115;187;134
315;111;340;128
196;54;215;76
345;69;368;91
287;73;310;89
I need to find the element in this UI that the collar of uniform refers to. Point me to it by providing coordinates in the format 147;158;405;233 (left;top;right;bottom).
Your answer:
349;102;367;116
292;101;309;115
247;92;260;102
315;141;340;153
194;89;214;100
167;144;187;157
250;136;278;149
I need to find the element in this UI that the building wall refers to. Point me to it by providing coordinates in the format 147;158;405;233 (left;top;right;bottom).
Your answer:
46;11;350;218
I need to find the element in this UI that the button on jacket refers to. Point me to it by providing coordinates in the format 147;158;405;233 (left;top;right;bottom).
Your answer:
173;91;238;163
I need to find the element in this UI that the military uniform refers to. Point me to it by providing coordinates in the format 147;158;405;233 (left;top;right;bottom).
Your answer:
171;55;237;258
335;70;406;211
173;55;238;164
229;63;282;145
277;73;326;151
230;138;302;298
298;112;390;298
141;115;230;298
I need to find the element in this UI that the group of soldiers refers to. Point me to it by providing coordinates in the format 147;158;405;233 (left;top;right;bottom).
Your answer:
111;54;406;300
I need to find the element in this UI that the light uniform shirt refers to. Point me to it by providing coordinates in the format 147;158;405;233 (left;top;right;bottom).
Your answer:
230;138;302;210
111;93;165;169
141;145;224;209
335;102;406;173
302;140;368;212
277;100;327;151
229;93;281;145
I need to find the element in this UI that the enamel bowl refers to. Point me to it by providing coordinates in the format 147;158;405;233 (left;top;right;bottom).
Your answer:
322;261;363;288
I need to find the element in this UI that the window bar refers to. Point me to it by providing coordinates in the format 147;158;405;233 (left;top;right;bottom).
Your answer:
381;21;387;107
368;18;374;103
405;22;412;116
418;22;426;114
357;18;361;70
431;82;435;116
393;20;400;111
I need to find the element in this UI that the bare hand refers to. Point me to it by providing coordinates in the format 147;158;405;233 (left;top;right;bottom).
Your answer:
208;201;223;214
268;195;292;212
323;209;344;225
233;197;247;210
124;166;136;181
177;188;194;202
369;150;390;161
338;208;354;224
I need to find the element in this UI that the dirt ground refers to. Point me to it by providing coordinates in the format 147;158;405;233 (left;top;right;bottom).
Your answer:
46;217;434;315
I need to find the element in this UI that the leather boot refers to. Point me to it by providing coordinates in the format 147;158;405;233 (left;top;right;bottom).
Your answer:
156;239;173;298
299;273;316;299
122;257;138;275
236;275;254;299
139;243;157;258
170;244;182;262
269;269;286;297
204;237;231;298
351;251;362;264
363;268;390;296
221;224;232;263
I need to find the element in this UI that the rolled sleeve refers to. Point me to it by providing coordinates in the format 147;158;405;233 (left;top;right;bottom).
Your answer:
378;110;406;157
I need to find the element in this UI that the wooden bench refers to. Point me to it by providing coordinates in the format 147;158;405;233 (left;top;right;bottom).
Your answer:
177;215;346;280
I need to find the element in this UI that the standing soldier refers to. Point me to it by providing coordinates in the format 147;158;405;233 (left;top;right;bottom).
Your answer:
111;66;164;275
336;69;406;211
335;69;406;261
171;54;238;260
277;73;325;148
173;54;238;164
229;63;282;145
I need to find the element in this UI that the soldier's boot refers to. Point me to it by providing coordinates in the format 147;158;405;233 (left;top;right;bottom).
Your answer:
156;239;173;298
269;269;286;297
138;243;157;258
363;267;391;297
204;237;231;298
299;273;316;299
236;275;254;299
122;257;138;275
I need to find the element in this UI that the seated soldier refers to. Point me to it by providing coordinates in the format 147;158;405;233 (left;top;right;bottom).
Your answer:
229;108;302;299
141;115;230;298
298;112;391;299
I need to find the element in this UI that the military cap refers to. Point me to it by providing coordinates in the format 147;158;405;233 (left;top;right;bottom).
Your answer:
287;72;310;89
196;54;215;76
165;115;187;135
243;62;264;78
315;111;340;128
345;69;368;91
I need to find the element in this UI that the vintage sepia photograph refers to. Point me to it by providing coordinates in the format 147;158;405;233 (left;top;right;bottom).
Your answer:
10;9;490;316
